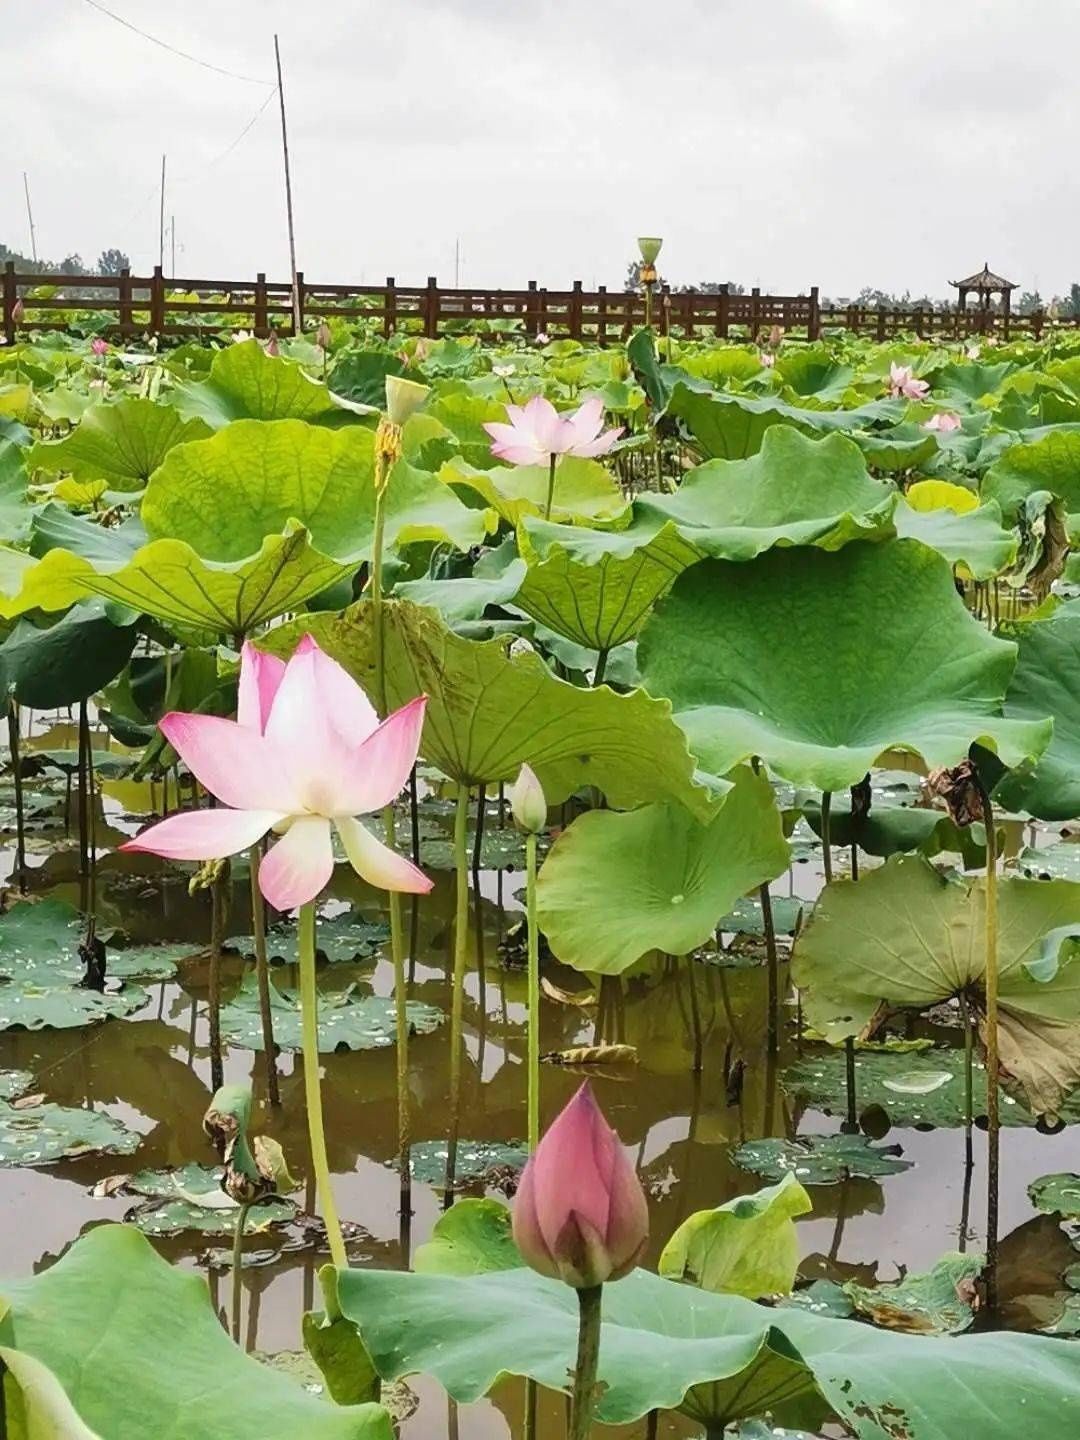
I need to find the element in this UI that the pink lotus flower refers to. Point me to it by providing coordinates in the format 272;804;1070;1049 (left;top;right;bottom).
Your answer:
888;362;929;400
513;1082;648;1288
760;352;775;369
923;411;962;432
121;636;433;911
484;395;622;468
90;337;108;357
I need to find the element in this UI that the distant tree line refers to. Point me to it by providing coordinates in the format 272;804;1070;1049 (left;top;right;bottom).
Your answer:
1;243;131;278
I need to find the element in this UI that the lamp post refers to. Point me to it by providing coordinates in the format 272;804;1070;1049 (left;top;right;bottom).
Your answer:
637;236;663;328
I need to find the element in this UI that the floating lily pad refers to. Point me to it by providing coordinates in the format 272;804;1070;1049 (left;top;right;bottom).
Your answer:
219;974;443;1053
0;899;89;981
0;1069;33;1101
1018;842;1080;882
731;1134;912;1185
1029;1173;1080;1219
0;1100;138;1167
775;1279;854;1318
113;1163;297;1236
404;1140;528;1187
718;894;804;938
228;912;388;967
844;1253;984;1335
0;980;149;1032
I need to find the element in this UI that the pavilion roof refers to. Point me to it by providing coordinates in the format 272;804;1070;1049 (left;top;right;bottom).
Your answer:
949;262;1017;292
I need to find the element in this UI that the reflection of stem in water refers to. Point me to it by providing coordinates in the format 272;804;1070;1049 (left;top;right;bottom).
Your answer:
247;845;279;1106
828;1179;849;1262
473;873;487;1086
498;780;506;828
447;1395;460;1440
751;757;780;1052
686;955;704;1073
298;901;348;1270
974;775;1000;1315
717;967;741;1050
645;1410;659;1439
763;1044;778;1137
186;995;197;1067
445;786;470;1202
843;1037;858;1133
526;830;541;1150
958;1000;975;1259
7;700;26;891
820;789;833;884
231;1201;251;1343
208;868;227;1093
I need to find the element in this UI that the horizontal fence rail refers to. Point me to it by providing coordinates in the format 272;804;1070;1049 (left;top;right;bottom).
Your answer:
2;263;1070;346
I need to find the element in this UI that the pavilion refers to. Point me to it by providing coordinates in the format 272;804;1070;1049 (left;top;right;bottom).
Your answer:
949;262;1017;318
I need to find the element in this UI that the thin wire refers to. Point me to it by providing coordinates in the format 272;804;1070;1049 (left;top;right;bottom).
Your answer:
79;0;274;86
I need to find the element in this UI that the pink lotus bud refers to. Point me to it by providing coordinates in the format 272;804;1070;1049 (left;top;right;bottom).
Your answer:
91;337;108;357
264;332;280;357
513;1083;649;1289
760;351;775;368
509;763;546;834
316;321;332;351
11;299;23;322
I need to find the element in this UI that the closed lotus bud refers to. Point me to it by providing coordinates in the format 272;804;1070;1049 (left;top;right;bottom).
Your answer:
385;374;430;426
316;320;332;351
509;763;547;834
11;299;23;322
91;337;108;357
513;1083;649;1289
264;332;280;357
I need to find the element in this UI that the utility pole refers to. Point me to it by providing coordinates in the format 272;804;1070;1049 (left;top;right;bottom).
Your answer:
22;173;37;263
274;34;301;334
454;237;461;287
158;154;167;271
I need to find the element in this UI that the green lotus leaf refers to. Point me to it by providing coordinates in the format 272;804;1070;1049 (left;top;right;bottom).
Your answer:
28;399;211;492
28;503;147;564
775;351;854;400
0;1069;33;1101
0;439;33;544
983;431;1080;524
413;1197;523;1276
893;496;1017;580
265;598;720;816
0;1346;104;1438
143;420;491;563
405;1139;528;1187
536;765;789;974
328;350;409;407
732;1134;912;1184
394;560;527;624
0;600;136;707
1019;842;1080;882
0;527;352;633
170;338;374;430
638;539;1050;793
844;1253;983;1335
426;391;508;466
719;894;804;937
658;1174;812;1299
0;1224;392;1438
116;1163;297;1236
1029;1173;1080;1218
791;853;1080;1116
0;900;101;982
933;360;1016;403
227;912;388;966
799;790;990;865
635;427;897;559
219;972;443;1053
849;427;938;473
996;602;1080;820
329;1253;1080;1438
0;981;149;1032
514;514;701;649
664;379;905;460
444;454;627;525
0;1099;138;1167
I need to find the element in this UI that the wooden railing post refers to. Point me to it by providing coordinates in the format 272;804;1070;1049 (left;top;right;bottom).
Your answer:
808;285;821;341
876;304;887;342
569;280;583;340
117;267;133;335
253;272;268;335
149;264;165;335
596;285;608;347
384;276;397;339
3;262;17;345
293;271;305;335
424;276;439;337
716;285;730;338
750;286;761;339
913;305;924;339
525;280;539;338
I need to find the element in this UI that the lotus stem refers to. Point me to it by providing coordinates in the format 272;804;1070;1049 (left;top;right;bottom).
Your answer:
686;955;704;1074
820;790;833;884
975;775;1000;1315
409;765;421;863
526;830;540;1151
445;785;471;1199
544;453;557;521
247;846;279;1107
7;700;25;893
751;757;780;1053
208;868;226;1094
568;1284;603;1440
231;1201;251;1343
843;1036;858;1133
593;648;609;687
298;900;348;1270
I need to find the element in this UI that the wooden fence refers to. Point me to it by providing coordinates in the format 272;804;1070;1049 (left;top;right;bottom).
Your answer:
1;263;1070;346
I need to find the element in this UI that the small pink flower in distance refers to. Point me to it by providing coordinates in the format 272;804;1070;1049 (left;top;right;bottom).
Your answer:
888;362;929;400
90;337;108;357
513;1082;648;1289
264;333;280;357
760;352;775;368
121;637;433;911
484;394;622;467
923;411;962;432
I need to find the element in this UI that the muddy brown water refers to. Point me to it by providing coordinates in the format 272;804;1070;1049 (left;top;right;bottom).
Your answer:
0;720;1075;1438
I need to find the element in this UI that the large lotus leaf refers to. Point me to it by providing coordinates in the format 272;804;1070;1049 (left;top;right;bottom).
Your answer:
849;427;938;474
658;1174;812;1299
219;972;443;1053
732;1134;912;1184
143;420;491;563
638;539;1050;793
536;765;789;974
0;439;33;544
0;982;149;1032
264;598;720;816
443;454;628;525
0;1099;138;1167
1;1344;105;1437
117;1162;297;1236
330;1255;1080;1438
228;911;388;966
844;1254;983;1336
1029;1173;1080;1218
983;431;1080;524
28;399;211;492
513;514;701;649
791;853;1080;1116
775;351;855;400
28;504;148;566
635;427;896;558
0;600;136;707
893;496;1017;580
932;360;1015;403
996;602;1080;820
0;1224;392;1439
170;339;373;430
664;379;906;460
0;527;352;633
328;350;408;407
394;561;527;624
413;1198;523;1276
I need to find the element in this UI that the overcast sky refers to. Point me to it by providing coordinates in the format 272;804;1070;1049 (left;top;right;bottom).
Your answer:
10;0;1080;299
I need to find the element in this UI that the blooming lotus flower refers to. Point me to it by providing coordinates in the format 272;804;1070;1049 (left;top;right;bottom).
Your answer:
232;329;253;344
121;636;433;911
90;337;108;357
888;362;929;400
513;1082;648;1289
966;344;981;360
492;363;516;379
923;411;962;432
484;395;622;468
535;332;550;346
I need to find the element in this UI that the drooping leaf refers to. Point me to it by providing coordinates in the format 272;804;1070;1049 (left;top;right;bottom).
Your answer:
28;399;211;492
844;1254;983;1335
894;496;1017;580
0;1346;104;1439
413;1198;524;1276
639;539;1049;793
0;600;136;707
996;601;1080;821
731;1134;912;1184
983;430;1080;524
536;765;790;974
219;973;443;1053
394;561;527;624
170;339;374;430
444;454;628;525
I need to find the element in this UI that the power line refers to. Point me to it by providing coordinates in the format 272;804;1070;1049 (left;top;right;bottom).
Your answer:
79;0;274;86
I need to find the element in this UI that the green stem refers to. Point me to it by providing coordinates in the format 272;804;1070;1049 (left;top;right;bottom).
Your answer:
299;901;348;1270
445;786;471;1197
593;648;609;687
568;1284;603;1440
544;453;557;521
248;846;279;1107
820;790;833;884
7;700;25;893
231;1202;251;1343
208;869;226;1094
975;777;1000;1315
526;831;540;1151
